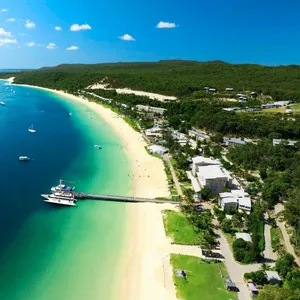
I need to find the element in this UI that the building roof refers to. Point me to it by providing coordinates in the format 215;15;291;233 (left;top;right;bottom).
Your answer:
148;145;167;153
192;156;220;166
189;130;210;139
197;165;230;180
273;139;297;146
222;197;238;204
265;271;281;282
239;197;251;208
223;138;247;145
235;233;252;242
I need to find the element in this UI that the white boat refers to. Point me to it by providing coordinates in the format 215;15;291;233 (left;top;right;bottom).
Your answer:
28;124;36;133
19;156;30;161
41;194;76;206
0;101;6;106
51;179;75;193
68;112;72;117
94;145;102;149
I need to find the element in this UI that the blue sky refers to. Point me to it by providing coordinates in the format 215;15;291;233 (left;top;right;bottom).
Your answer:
0;0;299;68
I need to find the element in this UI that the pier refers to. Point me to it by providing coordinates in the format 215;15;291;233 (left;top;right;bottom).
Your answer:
74;192;179;204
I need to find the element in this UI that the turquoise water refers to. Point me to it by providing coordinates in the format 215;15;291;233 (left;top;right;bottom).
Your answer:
0;81;131;299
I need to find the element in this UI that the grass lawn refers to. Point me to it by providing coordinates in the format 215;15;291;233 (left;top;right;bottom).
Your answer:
163;210;199;245
171;254;238;300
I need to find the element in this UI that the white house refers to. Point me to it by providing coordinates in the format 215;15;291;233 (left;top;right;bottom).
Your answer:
265;271;282;284
148;145;168;155
225;88;234;92
136;105;167;115
219;189;251;212
274;101;291;107
197;165;231;194
273;139;297;146
235;233;252;243
188;130;210;141
191;156;220;176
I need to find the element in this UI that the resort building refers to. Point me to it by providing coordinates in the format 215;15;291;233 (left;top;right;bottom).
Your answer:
145;127;163;138
191;156;220;176
225;87;234;91
188;130;210;141
223;138;247;146
273;139;297;146
135;105;167;115
219;189;251;213
197;165;231;194
235;232;252;243
273;100;291;107
147;145;168;155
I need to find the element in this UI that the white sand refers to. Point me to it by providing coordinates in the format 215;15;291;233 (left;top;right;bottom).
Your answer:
88;83;177;102
15;84;179;299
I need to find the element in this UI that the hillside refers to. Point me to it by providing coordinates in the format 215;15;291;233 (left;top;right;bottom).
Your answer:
3;60;300;100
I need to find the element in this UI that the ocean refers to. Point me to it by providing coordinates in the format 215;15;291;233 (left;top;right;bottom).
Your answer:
0;80;131;299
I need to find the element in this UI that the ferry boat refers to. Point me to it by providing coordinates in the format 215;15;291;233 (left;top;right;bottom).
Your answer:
19;156;30;161
51;179;75;193
41;192;76;206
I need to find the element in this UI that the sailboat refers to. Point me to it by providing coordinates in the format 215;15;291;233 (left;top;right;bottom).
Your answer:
28;124;36;133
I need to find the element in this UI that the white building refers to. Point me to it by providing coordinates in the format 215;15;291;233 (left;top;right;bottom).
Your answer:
148;145;168;155
191;156;220;176
265;271;282;284
273;139;297;146
135;105;167;115
219;189;251;213
145;127;163;137
274;101;291;107
188;130;210;141
197;165;231;194
235;232;252;243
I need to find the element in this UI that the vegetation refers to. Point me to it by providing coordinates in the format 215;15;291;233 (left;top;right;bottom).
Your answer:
271;226;284;254
171;254;238;300
244;270;268;285
5;60;300;101
163;210;200;245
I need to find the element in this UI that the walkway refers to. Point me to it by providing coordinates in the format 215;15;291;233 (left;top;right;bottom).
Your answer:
163;154;183;197
263;220;277;262
275;204;300;266
216;229;264;300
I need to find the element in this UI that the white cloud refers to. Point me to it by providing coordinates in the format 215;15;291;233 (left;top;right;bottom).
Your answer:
156;21;178;29
66;45;79;51
0;28;11;37
0;9;8;13
0;38;17;46
25;41;36;47
70;24;91;31
46;42;56;49
25;20;36;29
55;26;62;31
6;18;16;22
119;34;135;41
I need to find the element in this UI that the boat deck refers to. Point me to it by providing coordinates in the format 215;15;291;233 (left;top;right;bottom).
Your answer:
41;194;76;206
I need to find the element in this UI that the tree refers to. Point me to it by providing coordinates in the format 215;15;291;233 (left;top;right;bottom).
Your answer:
257;285;293;300
275;253;295;279
200;187;212;201
231;214;244;229
221;219;232;233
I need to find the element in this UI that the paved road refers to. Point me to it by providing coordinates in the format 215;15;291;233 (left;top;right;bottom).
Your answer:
263;222;277;262
163;154;183;197
275;204;300;266
215;229;264;300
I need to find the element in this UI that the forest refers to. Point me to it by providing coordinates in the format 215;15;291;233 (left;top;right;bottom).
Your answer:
2;60;300;100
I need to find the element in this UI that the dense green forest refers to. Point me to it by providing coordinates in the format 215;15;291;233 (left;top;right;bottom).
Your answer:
3;60;300;100
227;140;300;253
88;89;300;139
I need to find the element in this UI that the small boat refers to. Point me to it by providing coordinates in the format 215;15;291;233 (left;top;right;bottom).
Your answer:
94;145;102;149
19;156;30;161
51;179;75;193
0;101;6;106
68;112;72;117
28;124;36;133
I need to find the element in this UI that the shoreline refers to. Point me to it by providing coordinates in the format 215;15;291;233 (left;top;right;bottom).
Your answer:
12;82;177;300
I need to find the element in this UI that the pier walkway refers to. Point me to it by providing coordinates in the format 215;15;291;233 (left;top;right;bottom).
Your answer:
74;192;180;204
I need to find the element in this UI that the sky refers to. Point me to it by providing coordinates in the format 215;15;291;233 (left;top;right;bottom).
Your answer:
0;0;300;68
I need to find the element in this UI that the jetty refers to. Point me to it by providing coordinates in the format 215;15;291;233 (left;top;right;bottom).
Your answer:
74;192;179;204
42;179;180;206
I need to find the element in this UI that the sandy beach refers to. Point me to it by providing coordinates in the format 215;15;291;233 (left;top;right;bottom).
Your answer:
11;80;179;300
